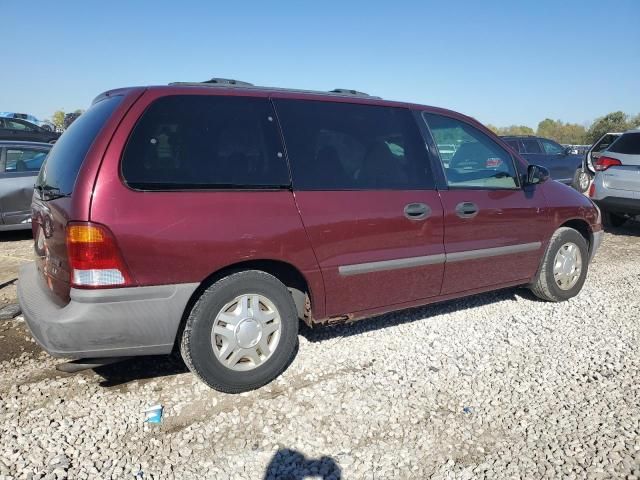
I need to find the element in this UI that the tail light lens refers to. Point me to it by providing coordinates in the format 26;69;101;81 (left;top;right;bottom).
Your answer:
595;156;622;171
66;222;133;288
588;182;596;198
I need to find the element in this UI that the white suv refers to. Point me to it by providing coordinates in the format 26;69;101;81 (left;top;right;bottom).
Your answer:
589;130;640;227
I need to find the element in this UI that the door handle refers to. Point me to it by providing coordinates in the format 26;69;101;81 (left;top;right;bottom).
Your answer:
455;202;479;219
404;202;431;220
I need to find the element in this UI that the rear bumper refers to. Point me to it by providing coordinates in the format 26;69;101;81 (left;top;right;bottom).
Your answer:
18;262;197;358
593;197;640;216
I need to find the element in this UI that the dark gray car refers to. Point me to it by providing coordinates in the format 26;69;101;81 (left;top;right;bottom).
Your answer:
0;141;51;231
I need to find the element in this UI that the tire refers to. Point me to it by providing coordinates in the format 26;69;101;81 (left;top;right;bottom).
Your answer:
602;210;627;228
571;168;592;194
180;270;299;393
530;227;589;302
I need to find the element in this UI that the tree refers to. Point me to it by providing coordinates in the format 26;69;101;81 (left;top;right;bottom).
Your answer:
585;111;634;144
486;124;499;134
537;119;586;144
51;110;65;131
499;125;535;136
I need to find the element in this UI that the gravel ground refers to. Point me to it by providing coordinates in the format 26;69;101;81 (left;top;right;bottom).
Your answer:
0;223;639;479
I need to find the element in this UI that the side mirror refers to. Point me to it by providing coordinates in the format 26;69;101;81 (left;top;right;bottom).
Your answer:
525;164;550;185
564;146;574;155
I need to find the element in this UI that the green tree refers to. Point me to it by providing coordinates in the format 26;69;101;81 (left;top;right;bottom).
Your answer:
537;119;586;144
585;111;634;143
486;124;499;134
51;110;65;131
496;125;535;136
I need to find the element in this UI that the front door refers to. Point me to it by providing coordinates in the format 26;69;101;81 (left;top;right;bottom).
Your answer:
423;113;548;294
274;98;445;317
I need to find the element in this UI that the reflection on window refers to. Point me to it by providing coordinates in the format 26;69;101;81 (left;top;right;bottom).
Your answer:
423;113;518;189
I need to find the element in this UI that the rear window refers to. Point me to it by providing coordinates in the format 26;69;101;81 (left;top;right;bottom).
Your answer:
608;132;640;155
520;139;542;154
121;95;289;189
37;96;122;196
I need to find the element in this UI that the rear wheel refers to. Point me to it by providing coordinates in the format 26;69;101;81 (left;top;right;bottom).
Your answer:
530;227;589;302
602;210;627;228
571;168;592;194
180;270;299;393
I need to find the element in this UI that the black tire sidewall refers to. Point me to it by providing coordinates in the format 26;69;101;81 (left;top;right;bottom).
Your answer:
543;230;589;300
187;272;298;391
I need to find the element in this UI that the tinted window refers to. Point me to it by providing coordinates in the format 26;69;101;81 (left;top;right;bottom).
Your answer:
6;119;33;131
593;134;619;153
36;95;122;196
122;95;288;189
275;99;432;190
4;148;49;173
505;139;521;152
520;139;542;154
423;113;519;189
541;138;564;155
608;132;640;155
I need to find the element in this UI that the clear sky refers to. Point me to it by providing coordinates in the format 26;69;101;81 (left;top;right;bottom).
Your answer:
2;0;638;128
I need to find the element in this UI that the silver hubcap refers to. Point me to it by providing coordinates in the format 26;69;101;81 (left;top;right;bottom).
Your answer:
579;172;590;191
553;242;582;290
211;294;281;371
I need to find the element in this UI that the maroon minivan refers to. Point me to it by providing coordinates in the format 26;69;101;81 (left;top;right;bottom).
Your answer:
18;79;603;392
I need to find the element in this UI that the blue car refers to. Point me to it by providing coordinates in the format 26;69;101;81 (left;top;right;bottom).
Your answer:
501;135;584;187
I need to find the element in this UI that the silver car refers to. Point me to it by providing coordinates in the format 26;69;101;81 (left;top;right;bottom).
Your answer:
0;141;51;231
590;130;640;227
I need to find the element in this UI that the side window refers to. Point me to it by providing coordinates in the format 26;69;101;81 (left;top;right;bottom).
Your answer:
122;95;289;189
520;138;542;154
423;113;519;189
541;139;564;155
4;148;48;173
274;99;432;190
6;120;32;131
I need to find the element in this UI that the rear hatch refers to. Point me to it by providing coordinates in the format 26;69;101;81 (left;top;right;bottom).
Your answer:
31;94;127;303
601;132;640;194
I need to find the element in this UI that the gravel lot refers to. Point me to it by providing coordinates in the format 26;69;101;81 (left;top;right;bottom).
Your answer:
1;224;639;479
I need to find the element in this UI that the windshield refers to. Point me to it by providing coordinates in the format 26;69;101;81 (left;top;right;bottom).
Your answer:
36;96;122;198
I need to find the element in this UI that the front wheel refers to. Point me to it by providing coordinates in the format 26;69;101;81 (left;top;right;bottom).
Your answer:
180;270;299;393
530;227;589;302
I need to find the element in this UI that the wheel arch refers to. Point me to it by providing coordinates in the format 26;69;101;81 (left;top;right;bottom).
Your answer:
173;259;315;353
559;218;596;257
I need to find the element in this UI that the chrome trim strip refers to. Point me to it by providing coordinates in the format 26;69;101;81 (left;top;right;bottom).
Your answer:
338;242;542;276
446;241;542;263
338;254;446;276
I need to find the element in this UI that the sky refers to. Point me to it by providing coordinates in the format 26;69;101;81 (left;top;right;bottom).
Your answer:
2;0;638;129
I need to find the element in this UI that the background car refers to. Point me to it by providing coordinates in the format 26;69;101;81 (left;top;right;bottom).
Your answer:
501;135;584;186
0;117;60;143
0;112;55;131
0;141;51;231
589;130;640;227
573;132;623;194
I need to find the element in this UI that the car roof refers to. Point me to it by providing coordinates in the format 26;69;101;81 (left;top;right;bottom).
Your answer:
93;80;482;127
0;140;52;148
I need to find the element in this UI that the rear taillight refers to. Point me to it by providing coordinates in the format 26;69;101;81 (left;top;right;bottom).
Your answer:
588;182;596;198
66;222;133;288
595;156;622;171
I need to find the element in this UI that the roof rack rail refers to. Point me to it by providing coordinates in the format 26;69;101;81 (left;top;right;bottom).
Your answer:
330;88;370;97
169;78;254;87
